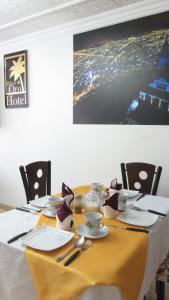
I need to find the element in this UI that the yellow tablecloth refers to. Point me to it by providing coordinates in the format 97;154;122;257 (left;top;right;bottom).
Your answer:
24;186;148;300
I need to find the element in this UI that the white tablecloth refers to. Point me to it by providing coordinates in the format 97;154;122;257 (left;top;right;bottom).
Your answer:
0;194;169;300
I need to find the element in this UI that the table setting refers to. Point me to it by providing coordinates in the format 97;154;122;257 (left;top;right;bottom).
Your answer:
0;179;169;300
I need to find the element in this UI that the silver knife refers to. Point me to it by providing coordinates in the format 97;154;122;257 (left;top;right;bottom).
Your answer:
7;225;44;244
16;207;31;213
7;229;33;243
132;206;167;217
22;206;42;212
136;193;146;201
107;224;149;233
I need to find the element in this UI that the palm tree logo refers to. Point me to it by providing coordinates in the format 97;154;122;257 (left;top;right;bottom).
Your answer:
9;56;25;92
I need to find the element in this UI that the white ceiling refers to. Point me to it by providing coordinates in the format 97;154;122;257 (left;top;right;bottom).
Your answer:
0;0;144;42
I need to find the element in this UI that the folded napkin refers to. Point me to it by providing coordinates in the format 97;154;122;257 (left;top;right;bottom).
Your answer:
101;190;118;218
62;182;74;198
56;183;74;230
110;178;122;191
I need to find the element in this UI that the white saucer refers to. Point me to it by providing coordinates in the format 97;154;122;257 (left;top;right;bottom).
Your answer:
121;189;139;198
76;224;109;239
41;208;56;218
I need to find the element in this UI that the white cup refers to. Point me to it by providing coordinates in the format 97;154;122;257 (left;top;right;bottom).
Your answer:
46;197;62;212
92;182;103;193
85;212;104;235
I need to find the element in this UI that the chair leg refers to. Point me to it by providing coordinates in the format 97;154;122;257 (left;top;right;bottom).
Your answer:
143;296;146;300
156;280;165;300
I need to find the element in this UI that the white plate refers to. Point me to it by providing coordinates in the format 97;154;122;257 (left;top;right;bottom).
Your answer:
41;208;56;218
76;224;109;239
24;226;74;251
122;189;139;198
29;196;51;208
116;209;158;227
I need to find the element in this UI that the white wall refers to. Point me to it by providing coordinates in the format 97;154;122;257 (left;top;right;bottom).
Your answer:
0;0;169;207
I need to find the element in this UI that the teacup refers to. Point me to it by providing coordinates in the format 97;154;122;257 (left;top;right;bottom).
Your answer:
92;182;103;193
84;212;104;235
46;196;62;213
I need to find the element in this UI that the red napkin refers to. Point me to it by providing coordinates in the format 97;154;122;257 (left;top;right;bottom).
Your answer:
56;183;74;230
101;179;121;217
110;178;122;191
62;182;74;198
102;191;118;210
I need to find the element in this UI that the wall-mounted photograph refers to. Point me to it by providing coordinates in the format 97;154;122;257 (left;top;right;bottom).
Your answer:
4;50;28;108
73;11;169;125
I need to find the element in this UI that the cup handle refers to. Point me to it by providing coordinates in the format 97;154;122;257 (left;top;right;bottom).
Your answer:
100;222;104;229
45;203;52;210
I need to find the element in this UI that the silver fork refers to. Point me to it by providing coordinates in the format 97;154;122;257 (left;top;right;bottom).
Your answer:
20;225;46;242
56;236;85;262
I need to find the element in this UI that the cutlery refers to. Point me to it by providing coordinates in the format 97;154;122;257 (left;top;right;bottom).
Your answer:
64;240;92;266
136;193;146;201
7;225;44;244
16;207;32;213
7;231;32;244
7;228;36;244
132;206;167;217
56;236;85;262
107;224;149;233
21;206;42;212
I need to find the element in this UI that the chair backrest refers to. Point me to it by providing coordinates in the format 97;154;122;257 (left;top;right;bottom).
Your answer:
19;161;51;203
120;162;162;195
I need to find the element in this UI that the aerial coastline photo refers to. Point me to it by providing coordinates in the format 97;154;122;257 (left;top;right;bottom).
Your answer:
73;10;169;125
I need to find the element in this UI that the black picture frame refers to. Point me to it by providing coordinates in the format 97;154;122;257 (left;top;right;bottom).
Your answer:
4;50;28;108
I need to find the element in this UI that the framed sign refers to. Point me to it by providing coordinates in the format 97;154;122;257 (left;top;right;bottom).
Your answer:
4;50;28;108
73;11;169;125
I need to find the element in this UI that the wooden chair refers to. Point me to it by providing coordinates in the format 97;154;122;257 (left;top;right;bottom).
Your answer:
121;162;163;300
19;161;51;203
120;162;162;195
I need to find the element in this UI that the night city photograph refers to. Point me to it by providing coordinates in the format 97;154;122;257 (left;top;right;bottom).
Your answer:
73;10;169;125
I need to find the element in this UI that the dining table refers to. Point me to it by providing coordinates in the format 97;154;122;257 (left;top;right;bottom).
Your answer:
0;187;169;300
